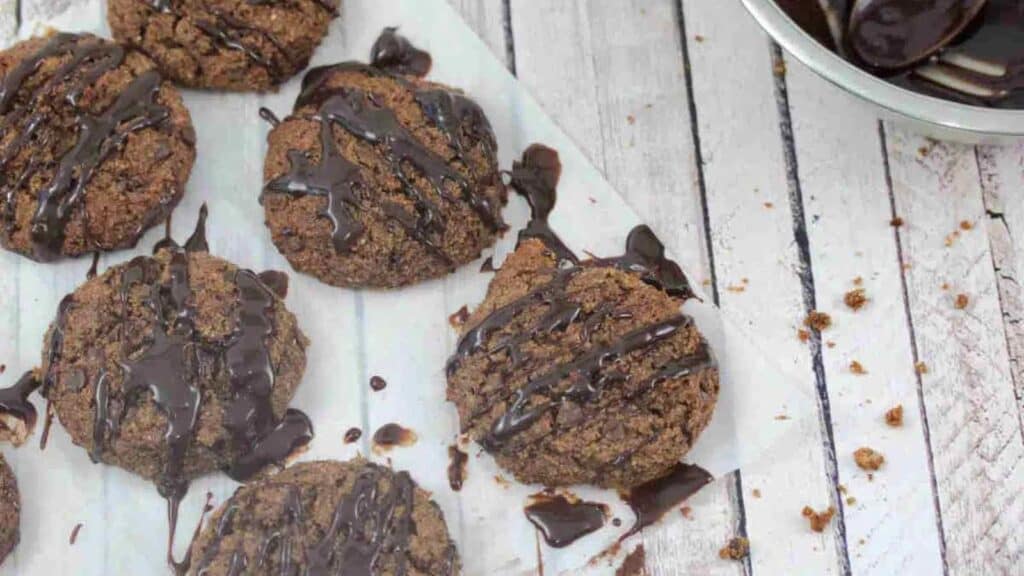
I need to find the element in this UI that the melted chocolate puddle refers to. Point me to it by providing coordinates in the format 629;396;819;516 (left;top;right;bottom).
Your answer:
621;463;713;538
0;33;171;261
524;493;608;548
372;423;418;453
447;444;468;491
448;145;710;453
262;28;505;264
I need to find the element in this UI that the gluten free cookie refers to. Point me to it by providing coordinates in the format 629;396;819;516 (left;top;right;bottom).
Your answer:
107;0;339;91
261;28;507;288
0;33;196;262
0;454;18;566
188;459;460;575
446;145;719;489
36;209;312;558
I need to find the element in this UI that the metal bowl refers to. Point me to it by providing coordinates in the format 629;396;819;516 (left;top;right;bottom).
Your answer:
739;0;1024;143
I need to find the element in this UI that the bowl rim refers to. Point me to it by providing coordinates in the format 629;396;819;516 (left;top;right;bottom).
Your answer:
738;0;1024;137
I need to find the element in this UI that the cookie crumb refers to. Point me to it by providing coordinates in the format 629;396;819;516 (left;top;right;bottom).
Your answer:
826;340;836;348
694;34;705;42
960;220;973;231
798;329;810;342
844;288;868;311
718;537;750;560
854;447;885;471
852;276;863;286
764;202;774;209
680;505;693;519
752;488;762;498
801;506;835;532
774;414;790;421
944;230;960;247
804;311;832;332
849;361;867;375
885;405;904;427
726;283;746;293
627;114;636;125
915;361;929;374
449;305;470;327
890;217;904;228
773;59;787;77
845;496;857;506
954;293;969;309
940;282;950;291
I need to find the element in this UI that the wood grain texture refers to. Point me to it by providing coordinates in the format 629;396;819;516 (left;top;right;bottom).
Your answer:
785;56;946;574
885;127;1024;574
682;1;846;574
506;1;740;574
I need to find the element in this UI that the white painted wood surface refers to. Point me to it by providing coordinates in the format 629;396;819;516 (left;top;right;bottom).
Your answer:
3;0;1024;574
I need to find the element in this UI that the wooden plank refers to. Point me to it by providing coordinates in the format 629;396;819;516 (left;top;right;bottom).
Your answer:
681;2;849;574
507;1;742;574
0;0;16;46
885;127;1024;574
784;56;946;573
976;143;1024;424
448;0;510;68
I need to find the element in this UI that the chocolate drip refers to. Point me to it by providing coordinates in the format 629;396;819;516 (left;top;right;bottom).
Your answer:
184;204;209;253
87;253;100;279
343;427;362;443
258;107;281;127
447;444;468;491
370;27;433;77
524;493;607;548
621;463;713;538
508;144;578;265
607;225;695;300
0;33;171;261
263;28;504;263
480;256;496;273
372;423;417;452
0;372;41;434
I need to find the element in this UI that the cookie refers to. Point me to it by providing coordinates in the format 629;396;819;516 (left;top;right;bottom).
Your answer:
188;459;460;576
107;0;339;91
261;28;507;288
0;454;18;566
446;145;719;489
37;210;312;529
0;33;196;262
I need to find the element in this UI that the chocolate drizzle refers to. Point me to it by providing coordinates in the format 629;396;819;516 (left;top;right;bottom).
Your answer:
262;28;504;265
524;493;607;548
448;145;711;453
0;33;172;261
43;208;312;569
621;463;713;539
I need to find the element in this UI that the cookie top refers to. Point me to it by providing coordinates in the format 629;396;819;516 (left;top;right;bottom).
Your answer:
107;0;338;91
39;215;311;503
261;29;507;288
0;454;19;566
445;145;719;489
188;459;460;576
0;33;196;262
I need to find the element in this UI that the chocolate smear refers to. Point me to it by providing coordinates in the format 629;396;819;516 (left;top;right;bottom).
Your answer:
524;493;607;548
621;463;713;538
370;27;433;77
0;372;41;443
372;423;418;453
615;544;647;576
480;256;496;272
69;523;83;545
447;444;468;491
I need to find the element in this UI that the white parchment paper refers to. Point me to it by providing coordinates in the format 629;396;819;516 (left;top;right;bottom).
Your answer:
0;1;815;573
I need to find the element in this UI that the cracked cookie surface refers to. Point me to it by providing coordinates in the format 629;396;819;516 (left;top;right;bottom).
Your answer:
107;0;338;91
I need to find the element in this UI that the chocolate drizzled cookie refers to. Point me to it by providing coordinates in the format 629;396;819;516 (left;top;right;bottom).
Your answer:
36;208;312;567
188;459;460;576
107;0;338;91
446;145;718;489
261;28;507;288
0;454;19;566
0;33;195;262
